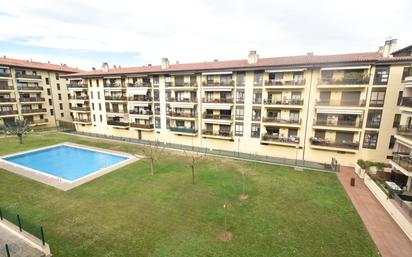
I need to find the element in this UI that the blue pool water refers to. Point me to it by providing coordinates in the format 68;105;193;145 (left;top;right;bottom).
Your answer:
3;145;129;181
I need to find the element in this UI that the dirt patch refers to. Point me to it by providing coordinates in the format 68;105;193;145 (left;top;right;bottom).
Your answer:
218;231;233;241
239;194;249;201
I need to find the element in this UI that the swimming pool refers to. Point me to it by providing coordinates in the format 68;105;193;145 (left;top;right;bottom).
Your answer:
1;144;132;182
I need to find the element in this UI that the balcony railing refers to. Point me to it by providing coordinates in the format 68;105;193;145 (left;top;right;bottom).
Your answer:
236;81;245;87
16;74;42;80
401;97;412;107
19;97;45;102
0;110;18;116
107;120;129;127
129;123;153;129
265;79;306;86
105;95;128;101
106;109;127;114
17;86;43;91
70;106;90;112
261;133;300;144
128;96;153;101
262;117;301;125
314;119;361;128
0;72;11;77
69;96;89;100
167;98;197;103
318;76;370;85
263;99;304;105
129;110;153;115
310;137;359;150
28;119;49;125
392;153;412;172
73;118;92;123
202;113;232;120
0;85;14;90
21;108;47;114
316;99;366;107
202;98;233;103
170;127;197;133
253;98;262;104
397;126;412;138
104;83;126;89
202;81;234;87
67;83;88;89
127;82;152;87
169;112;196;118
173;82;198;87
202;130;232;137
0;98;16;103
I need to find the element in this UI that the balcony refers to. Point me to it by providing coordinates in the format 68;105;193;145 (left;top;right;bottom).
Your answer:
313;119;362;129
265;79;306;87
262;117;301;125
202;98;233;103
104;83;126;89
17;85;43;91
401;97;412;108
28;119;49;126
167;98;197;103
105;95;128;101
0;110;18;116
173;82;198;88
73;118;92;124
202;130;233;138
19;97;45;103
107;120;129;127
0;85;14;91
261;133;300;146
202;81;234;87
129;110;153;115
127;82;152;88
106;109;127;114
397;126;412;139
170;126;198;134
0;72;11;78
169;112;196;118
128;96;153;102
0;98;16;103
69;96;89;101
67;83;88;89
316;99;366;107
129;123;154;130
236;81;245;87
16;74;42;80
310;137;359;151
202;113;232;120
391;153;412;174
318;76;369;86
70;106;90;112
21;108;47;114
263;99;304;107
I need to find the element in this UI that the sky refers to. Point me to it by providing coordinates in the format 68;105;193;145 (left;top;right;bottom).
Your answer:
0;0;411;70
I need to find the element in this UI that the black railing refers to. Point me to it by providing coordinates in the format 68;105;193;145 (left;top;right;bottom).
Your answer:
310;137;359;150
107;120;129;127
319;76;370;85
263;99;304;105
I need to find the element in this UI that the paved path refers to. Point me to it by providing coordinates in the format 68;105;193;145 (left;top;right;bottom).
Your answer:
337;167;412;257
0;225;45;257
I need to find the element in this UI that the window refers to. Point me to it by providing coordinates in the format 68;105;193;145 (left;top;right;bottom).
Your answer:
100;115;103;122
153;75;159;85
363;132;379;149
155;118;161;128
393;114;401;128
220;74;232;84
60;113;64;118
252;108;261;121
253;72;263;86
314;130;326;139
236;90;244;103
235;107;244;120
253;90;262;104
373;66;390;85
58;93;62;100
99;103;102;111
97;91;100;99
59;103;63;110
288;129;298;138
369;88;386;107
57;83;60;90
47;89;51;95
235;123;243;136
93;114;96;122
92;103;95;110
48;99;52;105
50;109;54;115
56;73;60;80
389;135;396;149
366;110;382;128
236;72;245;86
45;78;50;85
190;75;197;85
251;124;260;138
289;111;300;122
293;72;304;83
397;91;403;106
96;79;99;87
90;91;93;99
402;66;412;81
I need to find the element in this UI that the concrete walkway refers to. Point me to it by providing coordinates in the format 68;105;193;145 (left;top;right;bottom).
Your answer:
337;167;412;257
0;225;45;257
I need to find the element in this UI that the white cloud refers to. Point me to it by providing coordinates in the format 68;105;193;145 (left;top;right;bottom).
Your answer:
0;0;411;69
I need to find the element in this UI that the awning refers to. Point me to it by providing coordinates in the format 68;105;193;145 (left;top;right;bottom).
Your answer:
202;103;232;110
131;103;149;107
203;87;233;92
127;88;148;95
316;108;363;115
321;66;370;71
202;71;232;75
203;120;232;125
266;68;306;73
169;102;196;108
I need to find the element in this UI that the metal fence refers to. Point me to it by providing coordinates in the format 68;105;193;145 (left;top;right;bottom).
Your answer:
0;207;46;246
67;130;338;172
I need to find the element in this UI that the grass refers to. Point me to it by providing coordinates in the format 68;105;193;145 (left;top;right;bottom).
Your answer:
0;132;379;257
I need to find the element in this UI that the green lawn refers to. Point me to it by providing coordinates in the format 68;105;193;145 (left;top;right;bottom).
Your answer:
0;132;379;257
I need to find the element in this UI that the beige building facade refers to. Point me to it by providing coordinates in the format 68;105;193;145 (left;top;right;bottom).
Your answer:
0;57;79;128
63;40;412;181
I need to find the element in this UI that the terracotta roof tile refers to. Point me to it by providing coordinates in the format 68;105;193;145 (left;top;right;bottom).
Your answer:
0;56;81;73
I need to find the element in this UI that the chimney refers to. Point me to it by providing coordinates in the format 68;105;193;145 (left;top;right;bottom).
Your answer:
148;64;152;67
382;39;392;57
161;58;169;69
389;39;397;55
307;52;314;56
102;62;109;72
214;59;218;62
92;67;96;71
247;50;258;64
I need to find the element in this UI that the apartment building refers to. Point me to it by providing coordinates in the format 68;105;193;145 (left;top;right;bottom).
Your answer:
0;57;79;128
63;40;412;175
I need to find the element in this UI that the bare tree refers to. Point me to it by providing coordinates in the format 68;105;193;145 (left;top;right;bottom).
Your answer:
141;140;165;175
185;151;206;184
3;119;32;144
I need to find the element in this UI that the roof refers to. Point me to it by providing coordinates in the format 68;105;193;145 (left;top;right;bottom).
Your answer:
0;56;81;73
64;51;412;78
391;45;412;56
